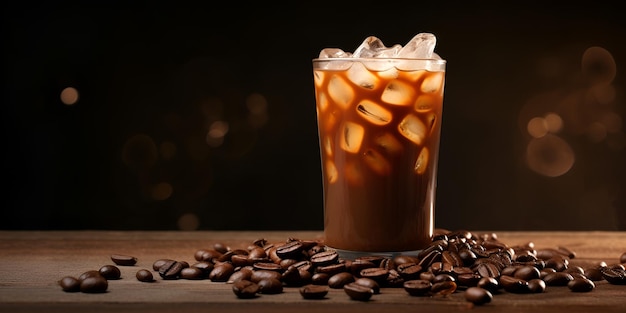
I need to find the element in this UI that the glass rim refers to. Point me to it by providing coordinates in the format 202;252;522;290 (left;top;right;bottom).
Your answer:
312;57;446;64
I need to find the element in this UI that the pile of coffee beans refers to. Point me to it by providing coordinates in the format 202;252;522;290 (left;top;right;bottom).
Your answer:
58;230;626;306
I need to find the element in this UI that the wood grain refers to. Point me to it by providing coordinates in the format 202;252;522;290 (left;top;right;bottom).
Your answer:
1;230;625;313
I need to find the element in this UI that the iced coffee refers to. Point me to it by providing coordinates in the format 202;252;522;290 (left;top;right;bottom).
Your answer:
313;33;446;256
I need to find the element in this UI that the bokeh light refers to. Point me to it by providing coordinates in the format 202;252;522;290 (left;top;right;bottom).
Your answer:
60;87;79;105
177;213;200;231
526;134;575;177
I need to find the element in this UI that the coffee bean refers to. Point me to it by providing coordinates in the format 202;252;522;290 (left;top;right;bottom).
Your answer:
464;287;492;305
527;278;546;293
299;284;329;299
180;267;204;280
359;267;389;283
136;269;154;282
191;261;214;275
343;282;374;301
349;259;376;276
311;272;330;285
59;276;80;292
110;254;137;266
354;277;380;294
232;280;259;299
403;279;432;296
250;269;282;283
159;260;186;280
513;265;540;281
257;278;283;294
456;273;481;288
476;262;500;278
600;267;626;285
583;267;604;281
227;269;253;284
396;262;423;280
253;262;283;272
620;252;626;264
543;272;574;286
80;275;108;293
99;265;121;280
499;275;530;293
568;277;595;292
442;251;464;267
209;262;235;282
153;259;175;271
315;263;346;276
430;281;457;296
328;272;354;288
476;277;499;294
310;250;339;266
78;270;102;282
275;240;304;259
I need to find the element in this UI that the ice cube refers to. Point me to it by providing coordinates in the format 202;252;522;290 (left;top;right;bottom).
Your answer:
356;100;392;125
340;121;365;153
323;135;333;156
347;62;380;89
414;147;429;174
397;114;426;145
374;132;404;155
381;80;416;106
325;160;338;184
319;48;352;59
353;36;386;58
397;33;437;59
363;148;391;175
316;91;329;113
421;71;445;93
414;95;434;112
328;75;355;110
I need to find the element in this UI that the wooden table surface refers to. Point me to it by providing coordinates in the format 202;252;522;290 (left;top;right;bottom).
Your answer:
1;230;625;313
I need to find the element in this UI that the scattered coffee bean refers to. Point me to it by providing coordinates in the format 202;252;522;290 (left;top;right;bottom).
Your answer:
209;262;236;282
80;275;108;293
99;265;121;280
136;269;154;282
110;254;137;266
464;287;492;305
476;277;499;294
328;272;354;289
299;284;329;299
344;282;374;301
568;277;595;292
232;280;259;299
354;277;380;294
159;260;186;280
257;278;283;294
620;252;626;264
78;270;102;282
403;279;432;296
430;280;457;296
543;272;574;286
527;278;546;293
601;267;626;285
180;267;205;280
59;276;80;292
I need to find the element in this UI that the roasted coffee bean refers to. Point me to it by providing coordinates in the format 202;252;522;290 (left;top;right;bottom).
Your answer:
540;267;557;279
59;276;80;292
212;242;229;254
180;267;204;280
403;279;432;296
456;273;481;288
349;259;376;276
232;280;259;299
159;260;186;280
433;273;455;284
396;262;422;280
513;265;540;281
99;265;121;280
299;284;329;299
343;282;374;301
620;252;626;264
191;261;214;275
545;256;569;272
78;270;102;282
556;246;576;259
458;249;478;266
311;272;330;285
136;269;154;282
310;250;339;266
359;267;389;283
499;275;530;293
393;255;420;266
307;245;326;257
565;266;584;275
198;249;223;262
328;272;354;288
583;267;604;281
110;254;137;266
601;267;626;285
430;280;457;296
227;269;253;283
419;271;435;282
290;260;313;272
418;250;442;268
543;272;574;286
253;262;283;272
568;277;595;292
384;269;405;288
153;259;175;271
209;262;235;282
80;275;108;293
275;240;304;259
279;258;298;269
476;262;500;278
442;251;464;267
230;254;251;267
354;277;380;294
257;278;283;294
527;278;546;293
218;249;248;263
250;269;282;283
247;247;267;259
464;287;492;305
477;277;499;294
315;263;346;276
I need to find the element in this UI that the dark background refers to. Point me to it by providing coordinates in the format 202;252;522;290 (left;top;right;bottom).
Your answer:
2;1;625;231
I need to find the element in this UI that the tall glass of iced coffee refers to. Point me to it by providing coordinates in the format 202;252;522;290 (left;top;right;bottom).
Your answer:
312;33;446;258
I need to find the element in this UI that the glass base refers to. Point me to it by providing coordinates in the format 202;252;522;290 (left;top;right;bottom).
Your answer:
325;246;422;260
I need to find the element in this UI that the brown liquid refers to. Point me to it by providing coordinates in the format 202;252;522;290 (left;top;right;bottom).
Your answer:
313;59;445;252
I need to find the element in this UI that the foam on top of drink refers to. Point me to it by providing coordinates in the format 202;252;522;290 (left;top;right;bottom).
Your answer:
318;33;442;60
